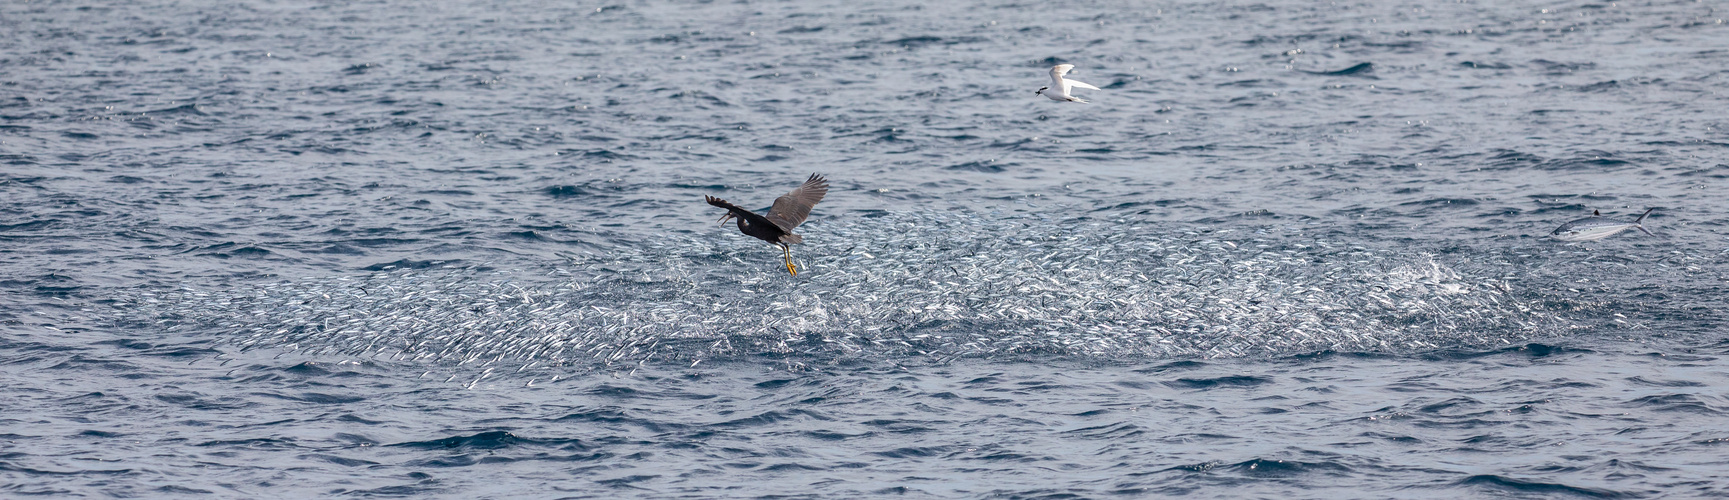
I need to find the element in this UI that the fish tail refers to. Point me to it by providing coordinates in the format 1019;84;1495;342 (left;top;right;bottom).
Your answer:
1634;207;1655;223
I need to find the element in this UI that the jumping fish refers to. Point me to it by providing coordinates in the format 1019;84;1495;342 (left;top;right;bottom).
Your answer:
1550;208;1656;242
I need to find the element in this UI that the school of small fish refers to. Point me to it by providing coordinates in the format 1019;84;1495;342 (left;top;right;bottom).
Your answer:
106;210;1580;370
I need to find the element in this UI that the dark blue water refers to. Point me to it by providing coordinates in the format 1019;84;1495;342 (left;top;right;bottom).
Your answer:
4;0;1729;497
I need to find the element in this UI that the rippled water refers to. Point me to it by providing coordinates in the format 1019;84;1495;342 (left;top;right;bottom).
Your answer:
4;0;1729;497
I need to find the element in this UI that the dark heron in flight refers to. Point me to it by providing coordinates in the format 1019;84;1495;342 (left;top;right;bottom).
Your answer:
705;174;829;276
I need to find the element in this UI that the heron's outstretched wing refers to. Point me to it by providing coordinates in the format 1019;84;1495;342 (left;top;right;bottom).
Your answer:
765;174;829;232
706;195;777;227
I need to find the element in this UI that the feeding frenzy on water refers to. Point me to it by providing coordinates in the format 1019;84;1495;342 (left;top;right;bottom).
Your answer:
111;211;1584;370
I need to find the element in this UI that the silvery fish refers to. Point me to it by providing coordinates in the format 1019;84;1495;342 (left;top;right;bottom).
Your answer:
1550;208;1656;241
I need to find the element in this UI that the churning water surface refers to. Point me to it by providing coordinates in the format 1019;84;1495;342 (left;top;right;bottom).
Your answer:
3;0;1729;497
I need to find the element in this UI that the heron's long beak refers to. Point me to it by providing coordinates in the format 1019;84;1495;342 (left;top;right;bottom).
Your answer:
717;213;735;226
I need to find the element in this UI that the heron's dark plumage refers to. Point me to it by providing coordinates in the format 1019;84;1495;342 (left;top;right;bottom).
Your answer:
705;196;788;243
706;174;829;275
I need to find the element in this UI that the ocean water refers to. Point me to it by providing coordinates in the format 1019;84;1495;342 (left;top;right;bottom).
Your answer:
3;0;1729;497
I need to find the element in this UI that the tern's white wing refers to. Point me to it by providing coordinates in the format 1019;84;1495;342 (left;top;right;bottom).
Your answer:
1049;64;1073;90
1066;79;1100;91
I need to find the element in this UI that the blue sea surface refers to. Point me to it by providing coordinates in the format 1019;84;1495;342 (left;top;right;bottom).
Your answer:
3;0;1728;497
